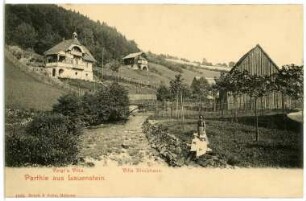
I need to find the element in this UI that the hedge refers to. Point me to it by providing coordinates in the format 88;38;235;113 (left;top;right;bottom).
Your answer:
6;113;82;166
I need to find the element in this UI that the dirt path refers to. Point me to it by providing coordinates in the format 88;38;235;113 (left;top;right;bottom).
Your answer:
287;111;303;123
78;113;166;167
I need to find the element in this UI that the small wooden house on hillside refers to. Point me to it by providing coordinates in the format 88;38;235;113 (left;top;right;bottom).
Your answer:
123;52;148;71
225;44;291;110
44;32;96;81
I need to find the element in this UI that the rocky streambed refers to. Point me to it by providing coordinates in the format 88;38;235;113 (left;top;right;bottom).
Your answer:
78;113;166;166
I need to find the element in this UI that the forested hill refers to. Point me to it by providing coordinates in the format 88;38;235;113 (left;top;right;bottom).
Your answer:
5;4;140;66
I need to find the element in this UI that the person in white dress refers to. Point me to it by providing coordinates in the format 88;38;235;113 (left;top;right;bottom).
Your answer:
189;115;210;160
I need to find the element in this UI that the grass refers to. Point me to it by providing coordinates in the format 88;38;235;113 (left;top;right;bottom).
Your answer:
96;61;221;88
156;114;303;168
60;78;105;93
61;77;156;95
5;56;66;111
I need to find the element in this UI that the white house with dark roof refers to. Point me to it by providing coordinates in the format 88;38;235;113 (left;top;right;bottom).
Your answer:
44;32;96;81
123;52;148;71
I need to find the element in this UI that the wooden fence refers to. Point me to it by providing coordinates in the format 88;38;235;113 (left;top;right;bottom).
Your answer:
140;99;301;120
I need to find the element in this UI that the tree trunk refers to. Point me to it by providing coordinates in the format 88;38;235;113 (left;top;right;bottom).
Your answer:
221;96;224;119
181;92;184;130
281;92;285;114
170;101;173;119
234;94;238;122
198;96;202;116
260;96;263;116
281;92;287;131
176;94;179;119
255;98;259;141
239;95;242;111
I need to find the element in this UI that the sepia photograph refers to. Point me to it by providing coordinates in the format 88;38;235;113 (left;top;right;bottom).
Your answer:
4;3;304;198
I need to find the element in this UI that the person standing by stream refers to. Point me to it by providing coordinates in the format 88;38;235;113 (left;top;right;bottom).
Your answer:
198;115;209;144
187;115;210;162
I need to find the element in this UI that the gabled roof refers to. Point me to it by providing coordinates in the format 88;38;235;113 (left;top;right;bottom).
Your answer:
44;38;96;63
123;52;145;60
229;44;279;74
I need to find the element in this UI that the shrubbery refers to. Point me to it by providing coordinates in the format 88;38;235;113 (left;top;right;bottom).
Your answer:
6;113;82;166
6;82;129;166
53;82;130;126
53;93;82;117
7;45;45;65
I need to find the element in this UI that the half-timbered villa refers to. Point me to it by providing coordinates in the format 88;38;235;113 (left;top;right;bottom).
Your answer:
44;32;96;81
225;44;290;110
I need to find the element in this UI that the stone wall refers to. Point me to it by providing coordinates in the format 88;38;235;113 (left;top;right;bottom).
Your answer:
142;119;228;168
142;120;188;167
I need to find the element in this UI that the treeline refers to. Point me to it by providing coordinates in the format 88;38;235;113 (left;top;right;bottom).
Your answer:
5;4;139;66
157;74;211;104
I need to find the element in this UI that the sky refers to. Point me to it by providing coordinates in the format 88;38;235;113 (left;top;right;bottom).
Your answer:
61;4;303;66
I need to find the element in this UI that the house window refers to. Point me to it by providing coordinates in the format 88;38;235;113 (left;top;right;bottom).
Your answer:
86;73;88;76
59;69;64;75
75;72;78;75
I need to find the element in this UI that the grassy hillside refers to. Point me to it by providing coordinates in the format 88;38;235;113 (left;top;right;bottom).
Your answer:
5;56;66;111
98;62;221;88
4;48;221;112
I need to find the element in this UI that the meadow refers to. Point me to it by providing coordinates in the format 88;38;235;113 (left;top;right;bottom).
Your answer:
5;56;66;111
156;114;303;168
97;61;221;88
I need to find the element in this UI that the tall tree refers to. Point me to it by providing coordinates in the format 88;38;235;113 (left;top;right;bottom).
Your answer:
245;74;272;141
214;72;230;117
14;22;37;49
190;77;210;99
216;69;248;121
156;85;171;102
170;74;184;119
191;76;210;112
274;64;303;111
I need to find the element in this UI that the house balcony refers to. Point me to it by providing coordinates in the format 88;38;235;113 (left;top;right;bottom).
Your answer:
72;64;86;70
138;59;148;64
46;62;73;68
46;62;86;70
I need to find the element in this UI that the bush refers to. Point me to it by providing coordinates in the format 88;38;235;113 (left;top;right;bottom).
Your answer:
156;85;171;101
53;93;82;117
8;45;23;59
81;82;130;125
5;113;82;166
53;82;130;126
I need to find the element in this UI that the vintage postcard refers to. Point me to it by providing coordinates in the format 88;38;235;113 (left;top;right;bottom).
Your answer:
4;3;303;198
